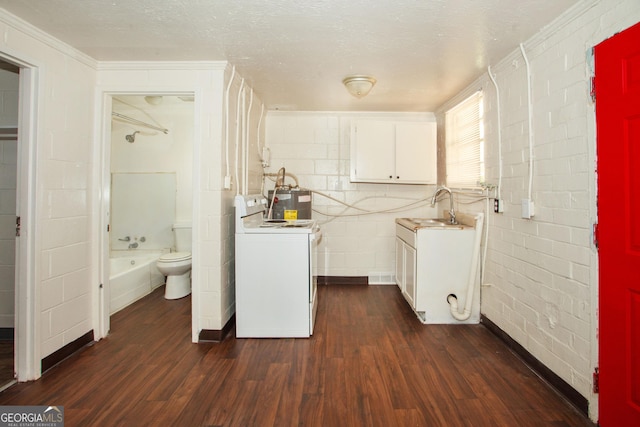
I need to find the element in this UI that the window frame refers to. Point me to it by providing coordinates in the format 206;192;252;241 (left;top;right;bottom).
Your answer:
444;91;484;189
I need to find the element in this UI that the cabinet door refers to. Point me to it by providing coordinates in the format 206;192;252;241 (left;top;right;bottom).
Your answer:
395;122;437;184
395;238;405;291
351;119;437;184
351;120;395;181
403;244;416;308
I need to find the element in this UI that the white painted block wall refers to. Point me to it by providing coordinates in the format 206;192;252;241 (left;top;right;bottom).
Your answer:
0;10;97;365
436;0;640;419
0;5;635;422
96;64;226;341
266;1;640;421
96;62;264;341
265;112;440;280
0;10;263;371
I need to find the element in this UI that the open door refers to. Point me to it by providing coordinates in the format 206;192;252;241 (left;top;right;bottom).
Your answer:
596;21;640;426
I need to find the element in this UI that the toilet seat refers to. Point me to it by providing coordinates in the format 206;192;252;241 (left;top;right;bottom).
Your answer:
158;252;192;263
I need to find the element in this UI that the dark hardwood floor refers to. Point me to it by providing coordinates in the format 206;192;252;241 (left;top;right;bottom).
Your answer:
0;284;594;426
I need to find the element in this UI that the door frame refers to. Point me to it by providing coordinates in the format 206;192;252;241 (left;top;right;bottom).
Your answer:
95;92;112;339
95;90;198;340
1;52;40;381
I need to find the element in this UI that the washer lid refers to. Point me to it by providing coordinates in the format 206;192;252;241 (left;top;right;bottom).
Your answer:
159;252;192;262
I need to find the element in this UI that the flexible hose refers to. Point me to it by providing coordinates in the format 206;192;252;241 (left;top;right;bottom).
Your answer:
234;78;245;195
224;66;236;186
267;167;286;219
244;88;253;195
520;43;534;201
487;66;503;200
447;212;484;321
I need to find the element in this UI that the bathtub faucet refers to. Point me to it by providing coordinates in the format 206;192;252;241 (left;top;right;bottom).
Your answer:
119;236;131;242
128;242;138;249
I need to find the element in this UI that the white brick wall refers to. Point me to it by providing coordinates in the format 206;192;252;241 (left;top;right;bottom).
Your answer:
1;1;636;418
1;9;263;364
266;111;439;279
0;10;97;364
436;0;640;419
96;63;263;340
267;1;640;421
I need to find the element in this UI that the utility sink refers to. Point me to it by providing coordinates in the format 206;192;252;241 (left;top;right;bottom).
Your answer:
410;218;455;226
396;217;468;231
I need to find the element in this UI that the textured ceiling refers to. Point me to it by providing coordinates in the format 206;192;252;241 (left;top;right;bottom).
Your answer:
0;0;580;111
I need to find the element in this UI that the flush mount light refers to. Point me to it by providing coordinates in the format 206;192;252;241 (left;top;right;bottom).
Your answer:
144;95;163;105
342;75;377;99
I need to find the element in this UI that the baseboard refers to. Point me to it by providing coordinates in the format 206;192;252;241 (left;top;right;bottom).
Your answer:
317;276;368;286
481;315;589;416
198;314;235;342
41;330;94;373
0;327;14;341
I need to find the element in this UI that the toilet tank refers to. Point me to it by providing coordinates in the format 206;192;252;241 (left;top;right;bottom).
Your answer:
173;222;192;252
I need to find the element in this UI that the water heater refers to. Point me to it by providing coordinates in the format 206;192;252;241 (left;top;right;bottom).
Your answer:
267;189;312;220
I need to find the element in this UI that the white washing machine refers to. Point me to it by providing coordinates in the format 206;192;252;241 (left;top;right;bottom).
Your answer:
234;194;321;338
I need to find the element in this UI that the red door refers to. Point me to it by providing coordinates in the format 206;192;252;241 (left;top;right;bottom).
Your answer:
596;21;640;426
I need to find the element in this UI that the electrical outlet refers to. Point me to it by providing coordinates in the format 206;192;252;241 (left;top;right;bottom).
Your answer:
493;199;503;213
521;199;535;219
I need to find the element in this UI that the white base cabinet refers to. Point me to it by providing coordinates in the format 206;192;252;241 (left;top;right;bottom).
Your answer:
395;223;480;324
395;236;416;307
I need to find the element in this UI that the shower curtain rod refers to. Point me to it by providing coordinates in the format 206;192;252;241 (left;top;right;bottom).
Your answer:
111;111;169;134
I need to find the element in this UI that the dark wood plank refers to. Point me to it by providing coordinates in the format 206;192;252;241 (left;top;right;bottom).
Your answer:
0;284;595;427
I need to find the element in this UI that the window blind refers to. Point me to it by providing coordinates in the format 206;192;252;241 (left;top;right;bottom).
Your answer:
445;91;484;188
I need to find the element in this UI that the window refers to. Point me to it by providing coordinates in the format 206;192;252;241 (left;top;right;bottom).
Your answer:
445;91;484;188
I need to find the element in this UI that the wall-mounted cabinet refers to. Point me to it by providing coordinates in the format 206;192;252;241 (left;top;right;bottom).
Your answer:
350;120;436;184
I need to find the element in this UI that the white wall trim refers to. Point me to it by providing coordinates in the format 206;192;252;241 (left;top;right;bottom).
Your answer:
93;63;229;343
267;110;435;119
96;61;228;71
0;8;97;69
8;58;40;381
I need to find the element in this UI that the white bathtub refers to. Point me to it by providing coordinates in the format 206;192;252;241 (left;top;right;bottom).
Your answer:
109;251;165;314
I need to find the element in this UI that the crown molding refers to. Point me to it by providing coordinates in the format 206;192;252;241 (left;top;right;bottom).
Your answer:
0;7;97;69
96;61;228;71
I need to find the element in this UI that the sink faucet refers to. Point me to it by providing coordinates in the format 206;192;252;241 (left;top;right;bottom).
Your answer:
431;186;457;224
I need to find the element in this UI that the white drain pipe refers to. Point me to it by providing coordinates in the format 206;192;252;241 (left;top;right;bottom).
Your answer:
447;212;484;321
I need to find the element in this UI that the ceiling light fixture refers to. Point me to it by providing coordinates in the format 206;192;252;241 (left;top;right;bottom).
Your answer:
342;75;377;99
144;95;163;105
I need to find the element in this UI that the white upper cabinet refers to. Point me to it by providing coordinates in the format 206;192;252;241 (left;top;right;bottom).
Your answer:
350;119;436;184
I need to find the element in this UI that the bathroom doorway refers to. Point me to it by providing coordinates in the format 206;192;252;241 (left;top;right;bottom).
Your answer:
103;94;195;330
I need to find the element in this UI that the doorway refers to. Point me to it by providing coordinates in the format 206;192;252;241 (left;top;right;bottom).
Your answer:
0;54;39;384
101;94;195;332
0;61;19;390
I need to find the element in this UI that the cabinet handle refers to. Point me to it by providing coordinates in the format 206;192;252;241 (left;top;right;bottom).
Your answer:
389;175;392;179
396;176;400;179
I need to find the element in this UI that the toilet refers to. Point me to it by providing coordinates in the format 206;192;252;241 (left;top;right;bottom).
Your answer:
157;223;192;299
